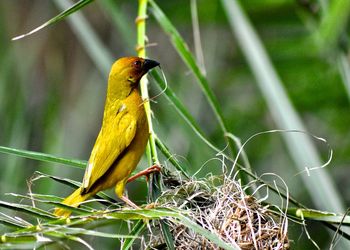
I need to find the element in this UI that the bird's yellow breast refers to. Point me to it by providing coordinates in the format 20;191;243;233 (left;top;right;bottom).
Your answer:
89;88;149;195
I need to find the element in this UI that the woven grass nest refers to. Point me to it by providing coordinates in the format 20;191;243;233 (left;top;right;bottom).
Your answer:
146;174;290;250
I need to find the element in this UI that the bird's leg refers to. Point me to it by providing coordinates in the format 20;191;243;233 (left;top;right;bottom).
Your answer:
127;165;161;183
120;195;140;209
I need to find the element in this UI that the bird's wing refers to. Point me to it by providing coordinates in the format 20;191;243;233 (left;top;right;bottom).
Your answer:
81;105;137;192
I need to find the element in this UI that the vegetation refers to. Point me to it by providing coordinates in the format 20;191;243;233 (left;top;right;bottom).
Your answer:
0;0;349;249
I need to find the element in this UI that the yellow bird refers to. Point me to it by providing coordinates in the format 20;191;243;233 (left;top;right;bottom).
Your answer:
54;57;160;217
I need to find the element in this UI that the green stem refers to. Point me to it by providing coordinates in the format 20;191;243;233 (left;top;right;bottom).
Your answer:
136;0;161;201
136;2;174;249
137;0;159;166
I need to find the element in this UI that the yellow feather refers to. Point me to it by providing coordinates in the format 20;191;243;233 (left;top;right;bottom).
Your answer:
54;57;159;217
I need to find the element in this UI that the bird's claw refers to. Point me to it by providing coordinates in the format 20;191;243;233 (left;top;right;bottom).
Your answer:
127;165;161;183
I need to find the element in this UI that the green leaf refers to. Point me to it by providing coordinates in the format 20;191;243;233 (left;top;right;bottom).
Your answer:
0;201;56;221
12;0;95;40
121;220;145;250
151;71;220;155
4;193;91;216
150;69;251;183
52;0;113;75
50;227;139;239
316;0;350;51
292;208;350;225
0;215;29;229
220;0;347;216
160;220;175;250
98;0;134;52
154;136;190;178
33;171;117;204
149;0;237;158
107;208;239;250
0;235;51;250
0;146;86;169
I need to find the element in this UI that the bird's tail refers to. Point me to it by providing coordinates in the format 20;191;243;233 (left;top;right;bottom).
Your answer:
54;187;91;217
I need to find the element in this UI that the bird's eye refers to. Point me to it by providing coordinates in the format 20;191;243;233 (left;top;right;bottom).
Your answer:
133;60;142;68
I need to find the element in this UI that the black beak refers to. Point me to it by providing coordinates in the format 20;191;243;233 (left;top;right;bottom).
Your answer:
143;59;160;72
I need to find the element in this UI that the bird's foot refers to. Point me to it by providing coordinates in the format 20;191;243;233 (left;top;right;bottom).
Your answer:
120;195;140;209
144;202;157;209
127;165;161;183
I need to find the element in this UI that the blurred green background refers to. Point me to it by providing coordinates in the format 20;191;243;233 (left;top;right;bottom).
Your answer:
0;0;349;249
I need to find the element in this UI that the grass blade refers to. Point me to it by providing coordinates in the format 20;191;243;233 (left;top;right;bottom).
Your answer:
338;54;350;99
0;146;86;169
151;71;221;155
98;0;135;53
12;0;95;40
52;227;139;239
0;201;56;220
151;71;251;183
0;213;30;229
160;220;175;250
0;235;51;250
121;220;145;250
108;208;239;250
34;171;117;204
155;137;190;178
221;0;346;213
221;1;350;247
292;208;350;225
53;0;113;75
317;0;350;102
316;0;350;51
149;0;237;157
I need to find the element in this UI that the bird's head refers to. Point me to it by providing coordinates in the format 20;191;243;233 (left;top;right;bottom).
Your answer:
109;57;160;86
